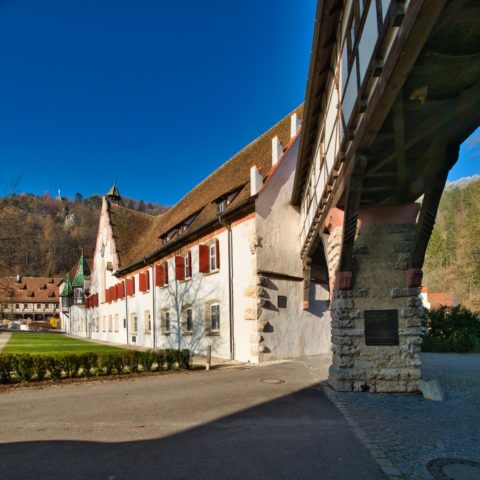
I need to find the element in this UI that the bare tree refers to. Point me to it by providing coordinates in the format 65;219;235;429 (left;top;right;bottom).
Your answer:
160;264;217;353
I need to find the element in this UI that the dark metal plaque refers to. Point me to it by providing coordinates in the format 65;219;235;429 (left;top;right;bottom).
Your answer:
277;295;287;309
364;310;399;346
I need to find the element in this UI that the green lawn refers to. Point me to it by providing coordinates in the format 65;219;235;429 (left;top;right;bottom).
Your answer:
3;332;126;355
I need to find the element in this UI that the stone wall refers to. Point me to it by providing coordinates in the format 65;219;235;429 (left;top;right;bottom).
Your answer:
329;222;423;392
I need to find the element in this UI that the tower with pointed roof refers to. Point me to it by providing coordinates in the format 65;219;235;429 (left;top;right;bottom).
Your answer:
106;180;121;205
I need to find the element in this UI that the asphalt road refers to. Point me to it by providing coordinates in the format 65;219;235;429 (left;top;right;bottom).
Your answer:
0;359;384;479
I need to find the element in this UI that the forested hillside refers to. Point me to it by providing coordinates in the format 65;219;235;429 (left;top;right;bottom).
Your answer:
0;193;167;277
424;177;480;310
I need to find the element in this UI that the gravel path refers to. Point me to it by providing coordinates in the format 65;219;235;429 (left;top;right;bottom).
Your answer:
0;332;12;353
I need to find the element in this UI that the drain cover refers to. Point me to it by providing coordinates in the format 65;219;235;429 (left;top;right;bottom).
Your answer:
260;378;285;384
427;458;480;480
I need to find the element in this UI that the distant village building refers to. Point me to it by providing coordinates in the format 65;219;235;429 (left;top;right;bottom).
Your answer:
0;275;61;327
420;287;456;310
62;109;332;362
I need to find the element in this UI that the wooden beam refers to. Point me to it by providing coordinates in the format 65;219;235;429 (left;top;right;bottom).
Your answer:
337;154;368;288
393;91;406;185
407;144;459;286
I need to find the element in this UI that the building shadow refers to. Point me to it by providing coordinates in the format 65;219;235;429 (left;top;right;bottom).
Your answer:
0;383;384;480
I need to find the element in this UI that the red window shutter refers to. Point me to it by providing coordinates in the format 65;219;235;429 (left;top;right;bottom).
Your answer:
164;262;169;284
94;293;99;307
111;285;117;302
105;288;111;303
126;277;135;296
199;245;209;273
139;271;150;292
155;264;164;287
116;282;124;299
86;296;90;308
215;239;220;270
188;251;192;277
175;255;185;281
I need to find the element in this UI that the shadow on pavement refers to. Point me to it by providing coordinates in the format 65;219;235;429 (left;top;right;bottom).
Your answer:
0;384;384;480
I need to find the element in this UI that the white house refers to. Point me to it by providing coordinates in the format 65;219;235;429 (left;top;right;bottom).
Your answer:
62;108;332;363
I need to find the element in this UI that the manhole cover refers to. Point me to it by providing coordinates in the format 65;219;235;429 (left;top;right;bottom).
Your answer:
260;378;285;385
427;458;480;480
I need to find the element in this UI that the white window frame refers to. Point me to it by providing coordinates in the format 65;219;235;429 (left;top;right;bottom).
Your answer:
131;313;138;334
108;315;113;332
102;316;106;332
114;314;119;332
209;244;217;272
164;311;170;334
184;252;191;279
186;307;193;332
210;303;220;332
144;310;152;334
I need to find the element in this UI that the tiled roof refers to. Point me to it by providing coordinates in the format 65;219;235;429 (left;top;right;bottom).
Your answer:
428;292;456;308
0;276;63;303
66;257;93;283
60;276;73;297
106;180;121;199
109;106;303;270
72;254;91;287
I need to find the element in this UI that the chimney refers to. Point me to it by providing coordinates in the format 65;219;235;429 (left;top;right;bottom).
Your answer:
250;166;263;196
290;112;301;139
272;136;283;166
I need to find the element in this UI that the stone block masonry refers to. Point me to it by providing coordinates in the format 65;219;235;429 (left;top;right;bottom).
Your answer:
329;222;423;392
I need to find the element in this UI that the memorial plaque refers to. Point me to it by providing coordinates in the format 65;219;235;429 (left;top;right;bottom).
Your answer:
364;309;399;346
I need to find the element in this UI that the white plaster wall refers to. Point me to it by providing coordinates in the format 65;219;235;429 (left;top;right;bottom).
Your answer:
256;137;332;359
230;216;259;363
69;200;258;363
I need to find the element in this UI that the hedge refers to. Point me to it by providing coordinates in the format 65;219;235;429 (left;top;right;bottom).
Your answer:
422;305;480;353
0;349;191;384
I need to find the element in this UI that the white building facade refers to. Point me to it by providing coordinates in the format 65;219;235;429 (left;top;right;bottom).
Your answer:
63;109;332;363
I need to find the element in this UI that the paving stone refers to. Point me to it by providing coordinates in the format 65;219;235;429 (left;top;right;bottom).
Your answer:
326;353;480;480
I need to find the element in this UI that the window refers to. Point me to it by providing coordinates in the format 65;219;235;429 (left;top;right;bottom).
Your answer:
209;244;217;272
165;311;170;333
15;304;19;309
37;303;41;309
144;310;151;334
186;308;193;332
131;313;138;334
217;200;226;213
155;262;169;287
184;251;192;279
108;315;113;332
23;304;27;309
96;317;100;333
114;314;119;332
139;271;150;292
102;316;106;332
211;304;220;331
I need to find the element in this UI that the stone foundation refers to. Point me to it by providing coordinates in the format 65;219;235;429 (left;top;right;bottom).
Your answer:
328;222;423;392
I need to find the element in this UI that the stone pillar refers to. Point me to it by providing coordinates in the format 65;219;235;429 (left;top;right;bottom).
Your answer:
329;204;423;393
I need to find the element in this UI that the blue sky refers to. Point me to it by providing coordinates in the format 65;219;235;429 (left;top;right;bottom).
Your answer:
0;1;478;205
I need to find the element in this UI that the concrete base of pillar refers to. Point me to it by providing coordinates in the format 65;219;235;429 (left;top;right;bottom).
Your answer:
328;217;423;393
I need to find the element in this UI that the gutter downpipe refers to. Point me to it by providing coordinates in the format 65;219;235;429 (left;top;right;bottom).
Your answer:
144;259;157;350
218;214;234;360
124;278;129;345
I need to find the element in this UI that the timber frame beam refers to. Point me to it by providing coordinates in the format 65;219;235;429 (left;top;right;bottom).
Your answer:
407;144;460;287
336;153;368;290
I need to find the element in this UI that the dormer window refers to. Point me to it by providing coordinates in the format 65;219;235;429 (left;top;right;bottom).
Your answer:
217;200;227;213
